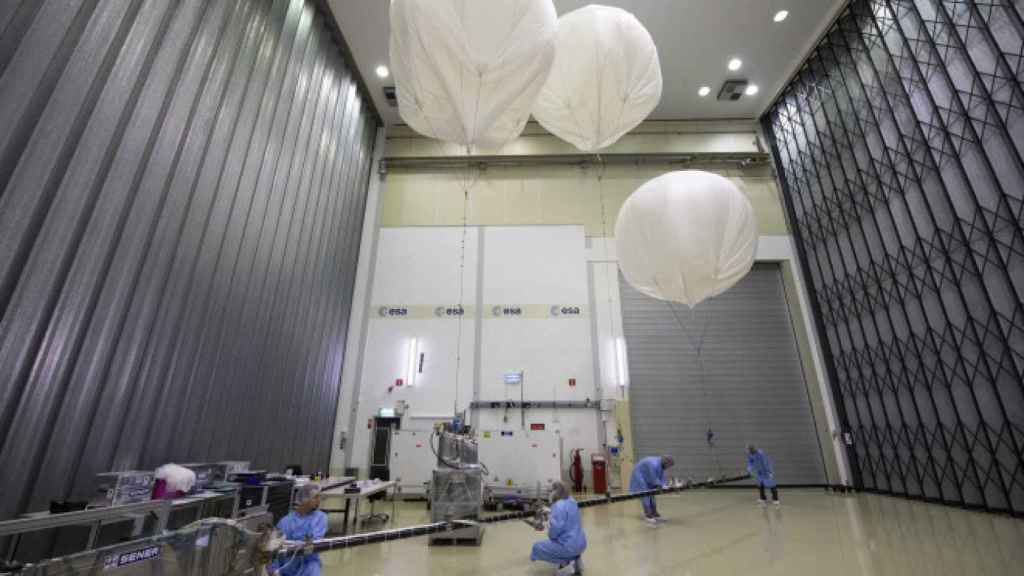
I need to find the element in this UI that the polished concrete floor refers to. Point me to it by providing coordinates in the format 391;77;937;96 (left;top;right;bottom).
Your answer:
319;489;1024;575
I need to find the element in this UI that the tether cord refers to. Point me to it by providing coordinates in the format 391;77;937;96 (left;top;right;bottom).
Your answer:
594;157;623;399
666;299;722;477
452;157;481;417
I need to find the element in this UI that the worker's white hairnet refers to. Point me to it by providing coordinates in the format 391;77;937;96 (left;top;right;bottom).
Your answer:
296;482;321;504
550;481;569;502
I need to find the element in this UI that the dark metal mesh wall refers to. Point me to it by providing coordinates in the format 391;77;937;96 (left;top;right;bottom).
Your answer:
763;0;1024;514
0;0;376;519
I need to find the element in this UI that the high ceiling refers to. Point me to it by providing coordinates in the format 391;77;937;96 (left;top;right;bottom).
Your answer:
327;0;845;125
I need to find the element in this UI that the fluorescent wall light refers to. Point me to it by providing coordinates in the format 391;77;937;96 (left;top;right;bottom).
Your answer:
406;337;418;386
616;337;629;387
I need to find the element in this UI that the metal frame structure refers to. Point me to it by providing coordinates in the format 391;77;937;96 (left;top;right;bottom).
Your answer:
1;500;172;563
763;0;1024;515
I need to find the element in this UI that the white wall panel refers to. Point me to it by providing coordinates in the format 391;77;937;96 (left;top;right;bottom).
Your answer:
372;227;479;304
349;225;603;479
347;227;478;471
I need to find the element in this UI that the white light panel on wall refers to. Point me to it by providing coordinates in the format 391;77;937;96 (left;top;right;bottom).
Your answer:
616;337;629;387
406;337;418;386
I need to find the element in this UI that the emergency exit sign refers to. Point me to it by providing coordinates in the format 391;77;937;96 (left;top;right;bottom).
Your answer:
530;423;545;431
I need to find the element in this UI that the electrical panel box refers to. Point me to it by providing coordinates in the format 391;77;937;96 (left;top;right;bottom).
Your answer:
181;463;220;489
390;430;437;497
477;430;563;498
91;471;155;507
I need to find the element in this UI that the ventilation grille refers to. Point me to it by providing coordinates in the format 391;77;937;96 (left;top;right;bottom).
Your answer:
717;80;749;101
383;86;397;107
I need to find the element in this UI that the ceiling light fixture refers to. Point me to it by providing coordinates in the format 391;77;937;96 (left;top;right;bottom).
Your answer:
728;58;743;71
375;65;390;78
774;10;789;23
745;84;760;96
698;86;711;97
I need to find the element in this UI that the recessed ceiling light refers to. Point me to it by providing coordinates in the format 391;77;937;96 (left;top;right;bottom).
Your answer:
728;58;743;71
774;10;789;23
745;84;760;96
375;65;390;78
698;86;711;97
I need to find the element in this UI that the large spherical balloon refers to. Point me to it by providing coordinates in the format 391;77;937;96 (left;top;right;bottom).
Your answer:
389;0;558;149
532;5;661;152
615;171;758;308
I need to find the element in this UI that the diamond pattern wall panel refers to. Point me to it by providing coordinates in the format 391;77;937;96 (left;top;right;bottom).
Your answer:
764;0;1024;515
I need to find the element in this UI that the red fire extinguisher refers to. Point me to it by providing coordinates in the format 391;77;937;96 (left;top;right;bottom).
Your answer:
569;449;584;493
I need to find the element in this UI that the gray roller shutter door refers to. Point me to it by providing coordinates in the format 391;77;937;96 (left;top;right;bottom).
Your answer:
622;263;826;484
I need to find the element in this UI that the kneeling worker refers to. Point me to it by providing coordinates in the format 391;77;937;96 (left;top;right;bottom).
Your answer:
273;483;328;576
630;455;674;525
530;481;586;575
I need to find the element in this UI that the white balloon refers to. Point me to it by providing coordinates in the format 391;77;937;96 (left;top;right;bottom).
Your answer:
615;171;758;308
533;5;662;152
389;0;558;149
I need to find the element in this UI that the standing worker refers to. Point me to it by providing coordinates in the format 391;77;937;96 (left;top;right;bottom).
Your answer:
272;483;328;576
747;444;780;506
530;481;587;575
629;455;674;525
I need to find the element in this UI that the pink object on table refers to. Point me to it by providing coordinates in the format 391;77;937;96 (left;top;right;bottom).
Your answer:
151;479;185;500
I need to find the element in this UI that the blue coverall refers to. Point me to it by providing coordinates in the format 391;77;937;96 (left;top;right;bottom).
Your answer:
530;497;587;567
272;510;328;576
630;456;667;517
747;449;776;488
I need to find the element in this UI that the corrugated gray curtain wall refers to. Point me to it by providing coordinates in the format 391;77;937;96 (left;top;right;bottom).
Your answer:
623;264;827;485
0;0;376;519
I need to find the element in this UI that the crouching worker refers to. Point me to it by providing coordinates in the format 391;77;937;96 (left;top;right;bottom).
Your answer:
272;483;328;576
530;481;586;575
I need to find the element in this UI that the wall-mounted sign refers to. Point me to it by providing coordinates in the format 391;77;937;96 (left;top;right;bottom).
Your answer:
104;545;160;571
530;423;545;431
486;304;586;319
492;305;523;317
549;305;583;317
501;431;514;437
433;305;466;317
504;371;524;385
378;306;408;317
374;305;475;319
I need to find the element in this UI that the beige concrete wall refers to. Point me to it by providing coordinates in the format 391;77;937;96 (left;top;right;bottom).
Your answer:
380;163;788;235
380;120;788;235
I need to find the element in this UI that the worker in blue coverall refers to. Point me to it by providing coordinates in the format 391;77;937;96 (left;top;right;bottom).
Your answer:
530;481;587;575
629;455;674;525
747;444;779;506
272;483;328;576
